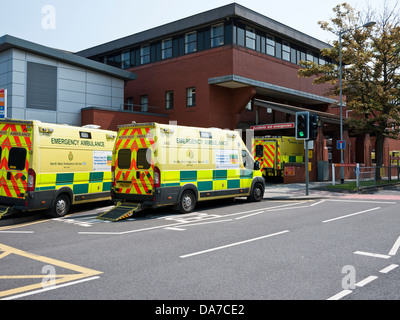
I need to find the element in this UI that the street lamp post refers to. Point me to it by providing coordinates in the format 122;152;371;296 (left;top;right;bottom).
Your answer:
338;21;376;184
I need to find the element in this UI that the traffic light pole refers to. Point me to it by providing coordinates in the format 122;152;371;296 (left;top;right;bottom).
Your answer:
305;140;309;196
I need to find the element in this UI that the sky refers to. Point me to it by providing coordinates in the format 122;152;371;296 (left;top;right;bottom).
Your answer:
0;0;397;53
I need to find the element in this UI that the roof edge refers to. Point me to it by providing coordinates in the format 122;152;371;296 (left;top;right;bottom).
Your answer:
0;34;136;81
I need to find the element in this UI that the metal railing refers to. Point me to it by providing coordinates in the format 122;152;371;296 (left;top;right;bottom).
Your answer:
331;158;400;190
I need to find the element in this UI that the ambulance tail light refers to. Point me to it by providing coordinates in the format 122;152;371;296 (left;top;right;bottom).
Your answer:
111;166;116;187
27;169;36;192
154;166;161;188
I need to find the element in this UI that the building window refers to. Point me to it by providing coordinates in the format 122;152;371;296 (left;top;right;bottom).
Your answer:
282;41;291;61
245;27;256;50
186;87;196;107
211;24;224;48
306;50;314;62
140;45;150;65
185;32;197;54
266;36;275;56
140;95;148;112
121;50;132;69
125;97;134;111
162;39;173;60
165;91;174;110
26;62;57;111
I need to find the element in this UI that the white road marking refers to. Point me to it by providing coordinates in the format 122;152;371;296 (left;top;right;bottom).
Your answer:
388;236;400;256
164;227;186;231
0;231;34;234
180;230;290;259
327;290;353;300
322;207;381;223
379;264;399;274
235;211;264;220
1;276;100;300
310;200;325;207
356;276;378;287
354;251;391;259
327;199;396;205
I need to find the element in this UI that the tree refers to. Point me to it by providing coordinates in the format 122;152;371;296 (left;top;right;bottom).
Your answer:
298;2;400;169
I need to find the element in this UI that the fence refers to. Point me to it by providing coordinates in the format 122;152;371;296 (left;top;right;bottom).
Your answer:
332;158;400;190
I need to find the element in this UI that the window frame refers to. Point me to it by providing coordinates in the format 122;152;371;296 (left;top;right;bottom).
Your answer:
186;87;196;107
185;31;197;54
140;45;151;65
211;23;224;48
162;38;173;60
245;27;256;50
165;91;174;110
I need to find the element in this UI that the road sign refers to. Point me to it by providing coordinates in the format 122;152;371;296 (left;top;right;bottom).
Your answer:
0;89;6;119
251;123;295;131
337;140;346;150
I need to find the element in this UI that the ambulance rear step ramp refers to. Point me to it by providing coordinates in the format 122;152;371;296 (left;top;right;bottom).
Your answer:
0;206;13;220
96;203;142;222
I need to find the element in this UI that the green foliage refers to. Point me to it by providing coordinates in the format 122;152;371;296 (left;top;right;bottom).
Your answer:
298;2;400;166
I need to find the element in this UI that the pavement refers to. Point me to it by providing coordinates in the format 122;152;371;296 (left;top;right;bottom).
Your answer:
263;181;337;200
263;181;400;201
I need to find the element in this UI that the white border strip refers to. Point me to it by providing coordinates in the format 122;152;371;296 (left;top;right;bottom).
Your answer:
322;207;380;223
180;230;289;259
1;276;100;300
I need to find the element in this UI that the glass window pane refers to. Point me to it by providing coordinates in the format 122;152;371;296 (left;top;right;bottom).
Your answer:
8;148;27;171
137;148;151;170
118;149;131;170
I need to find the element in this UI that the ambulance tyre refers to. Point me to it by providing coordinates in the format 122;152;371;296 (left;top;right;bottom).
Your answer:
177;190;196;214
248;182;264;202
50;194;71;218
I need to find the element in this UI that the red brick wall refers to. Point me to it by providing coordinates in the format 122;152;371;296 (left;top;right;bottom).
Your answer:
123;45;333;130
81;108;169;132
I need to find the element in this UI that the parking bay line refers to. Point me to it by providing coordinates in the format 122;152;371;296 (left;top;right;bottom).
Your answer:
180;230;290;259
80;202;305;236
322;207;381;223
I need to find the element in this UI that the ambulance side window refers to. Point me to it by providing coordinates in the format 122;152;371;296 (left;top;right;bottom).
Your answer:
8;147;27;171
242;149;254;170
118;149;132;169
256;145;263;158
137;148;151;170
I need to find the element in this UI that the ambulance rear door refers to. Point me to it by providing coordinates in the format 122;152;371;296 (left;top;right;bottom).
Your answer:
0;121;33;202
114;125;156;198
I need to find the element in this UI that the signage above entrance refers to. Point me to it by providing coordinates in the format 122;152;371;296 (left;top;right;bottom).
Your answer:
251;122;295;131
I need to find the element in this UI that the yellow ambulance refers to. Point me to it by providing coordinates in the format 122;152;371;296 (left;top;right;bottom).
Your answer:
98;122;264;221
253;136;304;179
0;119;116;218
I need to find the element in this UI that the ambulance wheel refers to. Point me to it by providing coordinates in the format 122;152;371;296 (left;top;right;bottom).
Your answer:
177;190;196;214
248;183;264;202
50;194;71;218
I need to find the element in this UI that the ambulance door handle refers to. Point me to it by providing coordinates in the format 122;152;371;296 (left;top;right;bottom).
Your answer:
7;172;11;180
136;171;140;179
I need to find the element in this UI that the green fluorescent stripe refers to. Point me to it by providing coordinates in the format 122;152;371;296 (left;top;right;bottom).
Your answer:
228;180;240;189
90;172;104;182
73;184;89;195
102;182;112;192
56;173;74;185
198;181;213;192
180;171;197;181
214;170;227;180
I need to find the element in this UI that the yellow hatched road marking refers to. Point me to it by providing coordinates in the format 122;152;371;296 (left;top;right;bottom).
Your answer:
0;243;102;298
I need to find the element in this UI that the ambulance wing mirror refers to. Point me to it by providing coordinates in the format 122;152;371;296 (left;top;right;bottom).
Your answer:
254;161;261;171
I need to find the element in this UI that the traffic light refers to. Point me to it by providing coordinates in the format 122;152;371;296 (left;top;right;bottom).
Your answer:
296;112;309;140
309;113;319;141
